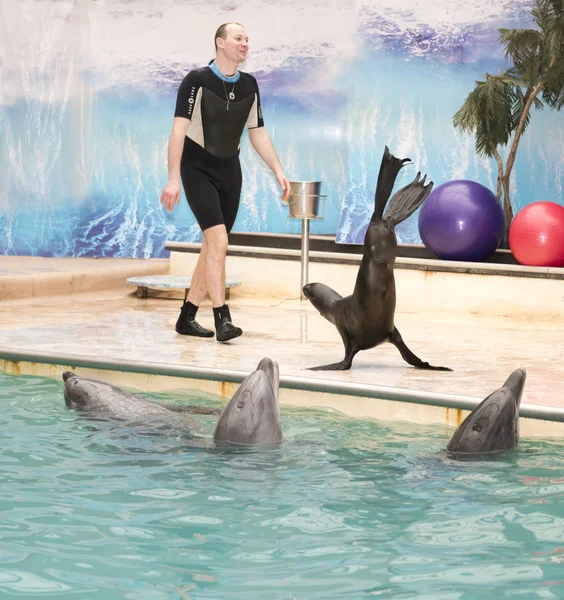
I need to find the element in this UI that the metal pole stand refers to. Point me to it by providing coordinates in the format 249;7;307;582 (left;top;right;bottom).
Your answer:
284;181;325;301
300;217;310;300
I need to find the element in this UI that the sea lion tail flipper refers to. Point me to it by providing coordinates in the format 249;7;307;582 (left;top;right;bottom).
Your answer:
383;172;433;227
390;327;452;372
372;146;411;222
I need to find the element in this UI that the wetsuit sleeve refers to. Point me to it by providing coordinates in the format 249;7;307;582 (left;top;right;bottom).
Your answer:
174;71;201;120
246;76;264;129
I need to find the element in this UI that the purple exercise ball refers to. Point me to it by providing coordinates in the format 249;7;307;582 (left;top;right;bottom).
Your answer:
418;180;505;262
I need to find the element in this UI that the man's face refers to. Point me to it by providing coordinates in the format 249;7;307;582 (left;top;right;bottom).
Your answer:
218;24;249;64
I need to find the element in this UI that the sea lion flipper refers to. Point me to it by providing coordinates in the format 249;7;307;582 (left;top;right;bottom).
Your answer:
390;328;452;372
382;172;434;227
307;359;353;371
372;148;411;222
307;343;358;371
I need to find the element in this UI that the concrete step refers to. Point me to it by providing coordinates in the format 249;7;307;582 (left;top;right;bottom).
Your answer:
0;256;170;301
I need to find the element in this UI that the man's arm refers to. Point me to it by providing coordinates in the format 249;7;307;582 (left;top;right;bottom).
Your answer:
160;117;190;211
248;127;290;200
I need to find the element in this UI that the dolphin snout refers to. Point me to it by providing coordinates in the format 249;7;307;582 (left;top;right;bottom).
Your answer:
504;368;526;406
302;284;314;299
62;371;76;382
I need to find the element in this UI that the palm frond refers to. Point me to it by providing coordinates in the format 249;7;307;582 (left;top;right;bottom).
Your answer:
498;73;528;87
453;75;517;156
533;95;546;109
533;0;564;64
542;55;564;107
453;85;482;133
511;88;536;135
499;28;543;60
474;128;497;157
453;2;564;173
499;28;545;85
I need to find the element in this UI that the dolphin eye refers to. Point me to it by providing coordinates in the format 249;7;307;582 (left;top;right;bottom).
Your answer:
236;399;245;409
473;424;483;433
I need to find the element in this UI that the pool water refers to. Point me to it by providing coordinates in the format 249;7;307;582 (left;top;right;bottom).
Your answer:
1;372;564;599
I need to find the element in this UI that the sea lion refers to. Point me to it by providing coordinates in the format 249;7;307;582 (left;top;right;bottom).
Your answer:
446;368;526;457
303;145;452;371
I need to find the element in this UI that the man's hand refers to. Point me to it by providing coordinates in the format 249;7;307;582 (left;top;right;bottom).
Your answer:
276;171;291;202
160;180;181;212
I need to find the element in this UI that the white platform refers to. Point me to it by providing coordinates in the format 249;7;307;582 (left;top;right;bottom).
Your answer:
126;275;241;299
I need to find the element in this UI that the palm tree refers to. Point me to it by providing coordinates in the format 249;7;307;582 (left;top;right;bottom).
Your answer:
453;0;564;241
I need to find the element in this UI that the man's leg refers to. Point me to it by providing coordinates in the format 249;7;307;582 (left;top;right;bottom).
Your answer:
203;224;242;342
175;236;215;337
186;236;208;306
176;165;217;338
203;224;228;307
207;160;243;342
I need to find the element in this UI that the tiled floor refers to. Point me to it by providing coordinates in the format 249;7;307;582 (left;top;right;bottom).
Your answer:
1;284;562;409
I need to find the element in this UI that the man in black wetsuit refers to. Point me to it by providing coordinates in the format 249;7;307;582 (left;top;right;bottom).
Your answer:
160;22;291;343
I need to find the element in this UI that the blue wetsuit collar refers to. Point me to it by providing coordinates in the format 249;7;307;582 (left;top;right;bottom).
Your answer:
209;60;240;83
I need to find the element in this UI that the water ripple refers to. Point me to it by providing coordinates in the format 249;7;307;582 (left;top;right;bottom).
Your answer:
2;371;564;598
0;571;72;594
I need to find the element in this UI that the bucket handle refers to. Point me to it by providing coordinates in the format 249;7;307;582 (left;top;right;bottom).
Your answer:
318;196;326;220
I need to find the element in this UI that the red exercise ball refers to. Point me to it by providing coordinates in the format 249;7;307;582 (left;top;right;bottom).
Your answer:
509;201;564;267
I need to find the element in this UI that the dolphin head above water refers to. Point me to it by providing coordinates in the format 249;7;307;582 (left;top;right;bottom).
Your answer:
61;371;185;421
446;368;526;457
62;371;118;410
213;358;282;447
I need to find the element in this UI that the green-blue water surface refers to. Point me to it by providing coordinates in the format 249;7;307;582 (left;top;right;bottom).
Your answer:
1;372;564;599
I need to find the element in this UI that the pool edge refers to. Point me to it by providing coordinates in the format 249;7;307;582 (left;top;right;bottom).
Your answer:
2;348;564;438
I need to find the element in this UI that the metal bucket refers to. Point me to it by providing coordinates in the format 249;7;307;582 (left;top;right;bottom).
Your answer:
287;181;323;218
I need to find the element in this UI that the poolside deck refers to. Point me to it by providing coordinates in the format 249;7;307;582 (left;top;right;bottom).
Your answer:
1;254;563;401
1;253;563;440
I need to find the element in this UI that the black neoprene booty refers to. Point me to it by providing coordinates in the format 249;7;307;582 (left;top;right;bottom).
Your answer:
176;301;214;338
213;304;242;342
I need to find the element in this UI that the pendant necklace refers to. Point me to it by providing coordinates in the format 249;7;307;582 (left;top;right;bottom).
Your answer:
222;79;236;111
